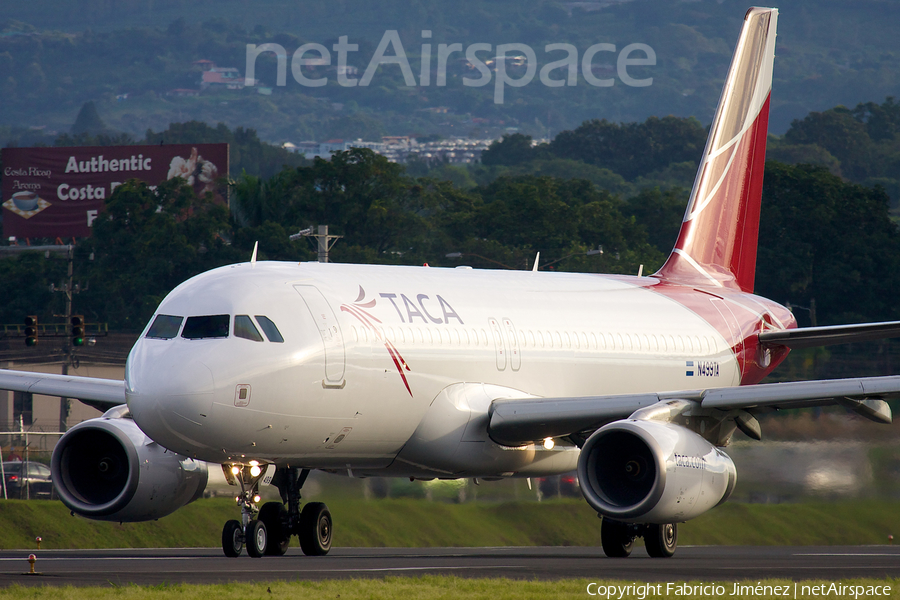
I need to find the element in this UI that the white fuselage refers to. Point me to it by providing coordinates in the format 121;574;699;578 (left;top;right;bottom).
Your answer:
125;261;741;478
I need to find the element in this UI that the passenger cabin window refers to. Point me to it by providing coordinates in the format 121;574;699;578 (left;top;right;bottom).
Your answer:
182;315;229;339
146;315;183;339
234;315;264;342
255;316;284;343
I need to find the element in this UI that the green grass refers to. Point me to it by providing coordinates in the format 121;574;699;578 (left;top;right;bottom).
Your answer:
682;500;900;546
2;577;900;600
2;497;900;550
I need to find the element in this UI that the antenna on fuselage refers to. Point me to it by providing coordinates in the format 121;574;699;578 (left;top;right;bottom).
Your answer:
532;252;540;272
250;241;258;268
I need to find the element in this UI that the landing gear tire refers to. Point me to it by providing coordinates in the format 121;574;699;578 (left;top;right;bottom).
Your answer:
260;502;290;556
600;519;634;558
222;519;243;557
645;523;677;558
299;502;332;556
246;519;267;558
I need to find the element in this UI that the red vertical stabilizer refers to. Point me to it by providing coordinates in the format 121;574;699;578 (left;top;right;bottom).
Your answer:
653;8;777;293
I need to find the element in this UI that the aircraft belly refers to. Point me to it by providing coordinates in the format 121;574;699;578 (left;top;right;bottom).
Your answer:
201;400;399;466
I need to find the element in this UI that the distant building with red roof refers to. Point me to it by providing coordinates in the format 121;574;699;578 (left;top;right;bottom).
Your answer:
192;60;249;90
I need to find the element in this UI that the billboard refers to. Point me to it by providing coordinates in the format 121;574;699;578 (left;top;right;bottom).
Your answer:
2;143;229;239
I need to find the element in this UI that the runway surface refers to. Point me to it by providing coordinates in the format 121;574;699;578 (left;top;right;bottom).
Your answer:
2;546;900;587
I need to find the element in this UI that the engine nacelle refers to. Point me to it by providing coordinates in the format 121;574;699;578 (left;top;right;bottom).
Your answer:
577;419;736;524
51;407;208;522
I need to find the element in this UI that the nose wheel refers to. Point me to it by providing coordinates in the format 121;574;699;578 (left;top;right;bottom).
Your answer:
220;465;334;558
245;519;268;558
220;517;270;558
219;462;270;558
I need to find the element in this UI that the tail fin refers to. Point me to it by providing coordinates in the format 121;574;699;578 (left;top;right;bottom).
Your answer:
653;7;777;293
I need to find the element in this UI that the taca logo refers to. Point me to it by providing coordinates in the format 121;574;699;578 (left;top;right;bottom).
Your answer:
376;292;463;325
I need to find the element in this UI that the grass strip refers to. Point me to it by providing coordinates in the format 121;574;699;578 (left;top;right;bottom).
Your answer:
1;498;899;550
2;577;900;599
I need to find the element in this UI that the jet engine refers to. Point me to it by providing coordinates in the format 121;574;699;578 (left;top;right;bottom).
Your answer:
576;419;736;524
51;407;208;522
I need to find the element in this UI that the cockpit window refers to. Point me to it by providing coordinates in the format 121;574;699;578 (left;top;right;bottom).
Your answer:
146;315;183;339
181;315;229;339
255;316;284;343
234;315;264;342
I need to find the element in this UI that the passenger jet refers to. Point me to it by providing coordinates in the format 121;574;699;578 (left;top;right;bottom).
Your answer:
2;7;900;558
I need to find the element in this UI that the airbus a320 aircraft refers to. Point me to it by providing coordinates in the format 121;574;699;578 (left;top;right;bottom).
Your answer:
2;7;900;559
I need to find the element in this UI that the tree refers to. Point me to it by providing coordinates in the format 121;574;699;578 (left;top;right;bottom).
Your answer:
79;178;239;329
852;97;900;142
280;148;429;255
0;252;67;325
229;169;295;228
549;116;706;181
756;162;900;325
783;107;872;180
480;133;541;166
452;175;662;273
625;187;688;255
765;141;842;177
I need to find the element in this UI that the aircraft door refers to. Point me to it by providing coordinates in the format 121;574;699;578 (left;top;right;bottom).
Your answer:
488;317;507;371
294;285;346;385
502;318;521;371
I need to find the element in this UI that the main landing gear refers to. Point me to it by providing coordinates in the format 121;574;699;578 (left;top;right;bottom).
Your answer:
600;518;677;558
220;464;333;558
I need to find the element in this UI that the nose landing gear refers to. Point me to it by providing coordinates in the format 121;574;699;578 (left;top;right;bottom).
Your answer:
220;465;333;558
220;462;269;558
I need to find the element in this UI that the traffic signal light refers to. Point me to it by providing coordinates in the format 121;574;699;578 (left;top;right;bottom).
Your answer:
71;315;85;347
24;316;38;347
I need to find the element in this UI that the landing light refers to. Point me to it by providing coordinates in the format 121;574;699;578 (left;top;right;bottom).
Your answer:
543;437;555;450
231;466;240;475
250;465;261;477
253;494;261;503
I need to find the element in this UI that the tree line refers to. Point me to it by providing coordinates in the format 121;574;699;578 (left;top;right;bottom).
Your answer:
478;96;900;206
4;0;900;143
1;149;896;333
2;95;900;332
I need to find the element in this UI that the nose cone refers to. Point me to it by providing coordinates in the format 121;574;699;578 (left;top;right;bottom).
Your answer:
126;338;215;455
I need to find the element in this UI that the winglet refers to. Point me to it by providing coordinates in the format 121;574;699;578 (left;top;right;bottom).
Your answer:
250;241;258;267
532;252;540;272
653;7;777;293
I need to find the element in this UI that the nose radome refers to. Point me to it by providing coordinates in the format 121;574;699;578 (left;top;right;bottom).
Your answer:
126;341;215;448
128;351;215;404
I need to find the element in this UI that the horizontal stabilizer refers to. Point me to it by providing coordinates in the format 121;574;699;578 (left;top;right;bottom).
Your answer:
759;321;900;349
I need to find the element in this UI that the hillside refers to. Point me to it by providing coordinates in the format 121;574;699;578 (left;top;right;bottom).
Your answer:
1;0;899;143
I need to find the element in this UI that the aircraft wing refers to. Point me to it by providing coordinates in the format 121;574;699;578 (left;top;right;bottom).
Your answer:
759;321;900;349
488;375;900;446
0;369;126;413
